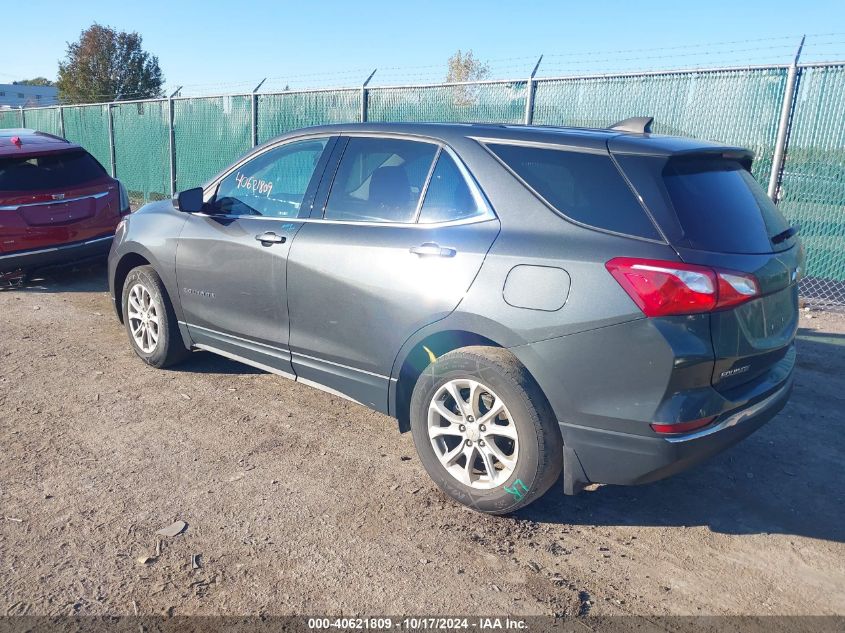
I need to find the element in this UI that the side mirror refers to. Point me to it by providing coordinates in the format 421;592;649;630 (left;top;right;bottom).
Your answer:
176;187;205;213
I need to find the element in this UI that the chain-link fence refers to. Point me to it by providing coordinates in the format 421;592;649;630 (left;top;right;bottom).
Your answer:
777;64;845;308
1;62;843;309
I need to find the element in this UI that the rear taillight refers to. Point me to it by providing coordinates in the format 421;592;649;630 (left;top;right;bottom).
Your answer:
651;416;716;435
605;257;759;317
118;181;131;215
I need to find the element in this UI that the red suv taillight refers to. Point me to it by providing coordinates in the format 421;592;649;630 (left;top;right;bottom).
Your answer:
605;257;760;317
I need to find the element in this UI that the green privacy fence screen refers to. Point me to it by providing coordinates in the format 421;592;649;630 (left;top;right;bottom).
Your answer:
1;62;844;306
778;64;845;304
112;100;171;202
173;95;253;191
23;107;62;137
257;89;359;143
368;81;528;124
533;68;787;181
0;109;22;128
60;104;111;174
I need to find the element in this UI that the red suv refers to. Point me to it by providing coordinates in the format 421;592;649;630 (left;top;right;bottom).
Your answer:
0;128;130;280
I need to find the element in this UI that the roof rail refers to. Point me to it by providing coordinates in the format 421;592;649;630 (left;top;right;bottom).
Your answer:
609;116;654;134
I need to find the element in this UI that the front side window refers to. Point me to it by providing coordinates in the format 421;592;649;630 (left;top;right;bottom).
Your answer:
487;143;661;240
325;137;437;223
214;138;328;218
417;152;484;224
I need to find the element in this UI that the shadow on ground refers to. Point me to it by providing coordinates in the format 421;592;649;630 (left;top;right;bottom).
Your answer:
520;328;845;543
1;260;109;293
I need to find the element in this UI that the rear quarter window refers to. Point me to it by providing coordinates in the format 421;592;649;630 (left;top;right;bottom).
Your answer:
0;150;108;192
617;155;794;254
485;143;661;240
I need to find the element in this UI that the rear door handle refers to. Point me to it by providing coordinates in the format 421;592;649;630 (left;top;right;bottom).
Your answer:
409;242;456;257
255;231;286;245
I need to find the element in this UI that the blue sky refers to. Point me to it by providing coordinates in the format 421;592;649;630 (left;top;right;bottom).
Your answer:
2;0;844;94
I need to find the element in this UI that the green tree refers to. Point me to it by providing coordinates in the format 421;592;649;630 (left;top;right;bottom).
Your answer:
13;77;55;87
446;50;490;107
57;24;164;103
446;50;490;83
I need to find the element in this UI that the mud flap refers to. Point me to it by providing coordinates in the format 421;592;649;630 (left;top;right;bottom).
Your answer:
562;444;589;495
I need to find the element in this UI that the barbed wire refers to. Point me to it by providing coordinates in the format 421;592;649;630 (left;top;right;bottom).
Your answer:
7;32;845;104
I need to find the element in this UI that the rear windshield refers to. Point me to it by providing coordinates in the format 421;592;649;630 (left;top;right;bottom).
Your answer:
486;143;661;240
619;155;794;254
0;150;108;192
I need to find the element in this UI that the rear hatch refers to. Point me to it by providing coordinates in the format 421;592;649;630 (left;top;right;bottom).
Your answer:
614;147;803;394
0;148;118;253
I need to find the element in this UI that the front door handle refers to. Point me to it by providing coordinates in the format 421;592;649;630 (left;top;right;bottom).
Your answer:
255;231;286;246
409;242;456;257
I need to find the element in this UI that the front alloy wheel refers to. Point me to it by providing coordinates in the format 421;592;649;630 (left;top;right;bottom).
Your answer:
121;265;189;368
126;283;160;354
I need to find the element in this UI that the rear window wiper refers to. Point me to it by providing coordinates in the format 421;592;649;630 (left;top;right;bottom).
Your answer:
771;225;799;244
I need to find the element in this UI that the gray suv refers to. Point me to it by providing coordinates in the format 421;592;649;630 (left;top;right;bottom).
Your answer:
108;120;802;514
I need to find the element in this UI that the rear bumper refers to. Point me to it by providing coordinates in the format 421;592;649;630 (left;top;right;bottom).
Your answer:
562;373;793;487
0;234;113;273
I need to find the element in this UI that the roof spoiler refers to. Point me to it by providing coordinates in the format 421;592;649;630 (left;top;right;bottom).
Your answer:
609;116;654;134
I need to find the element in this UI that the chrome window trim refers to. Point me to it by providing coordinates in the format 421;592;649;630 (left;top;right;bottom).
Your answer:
0;190;110;211
470;136;611;156
183;210;497;229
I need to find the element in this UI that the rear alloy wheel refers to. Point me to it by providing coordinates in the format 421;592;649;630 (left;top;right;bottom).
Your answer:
427;378;519;489
122;265;189;368
411;346;562;514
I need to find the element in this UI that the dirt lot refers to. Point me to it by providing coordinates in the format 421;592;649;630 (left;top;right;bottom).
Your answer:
1;263;844;618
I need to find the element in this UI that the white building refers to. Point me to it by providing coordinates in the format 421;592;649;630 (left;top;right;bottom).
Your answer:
0;83;59;108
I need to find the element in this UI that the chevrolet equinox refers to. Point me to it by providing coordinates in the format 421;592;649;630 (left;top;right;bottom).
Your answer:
108;120;802;514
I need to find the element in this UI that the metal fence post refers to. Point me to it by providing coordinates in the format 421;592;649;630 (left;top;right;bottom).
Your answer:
107;102;117;178
251;78;267;147
168;87;182;197
58;106;65;138
19;106;25;127
767;36;805;201
361;69;377;123
524;55;543;125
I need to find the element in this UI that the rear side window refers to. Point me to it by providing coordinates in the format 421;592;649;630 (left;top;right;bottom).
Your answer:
660;158;793;254
486;143;660;240
325;137;437;223
417;152;483;224
0;150;107;192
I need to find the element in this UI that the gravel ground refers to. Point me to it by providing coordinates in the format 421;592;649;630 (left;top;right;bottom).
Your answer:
0;263;843;618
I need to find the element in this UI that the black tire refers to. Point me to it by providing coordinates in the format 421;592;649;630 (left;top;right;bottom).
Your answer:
410;346;562;514
121;265;190;368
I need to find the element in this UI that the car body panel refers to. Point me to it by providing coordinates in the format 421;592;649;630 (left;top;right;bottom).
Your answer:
287;217;501;410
